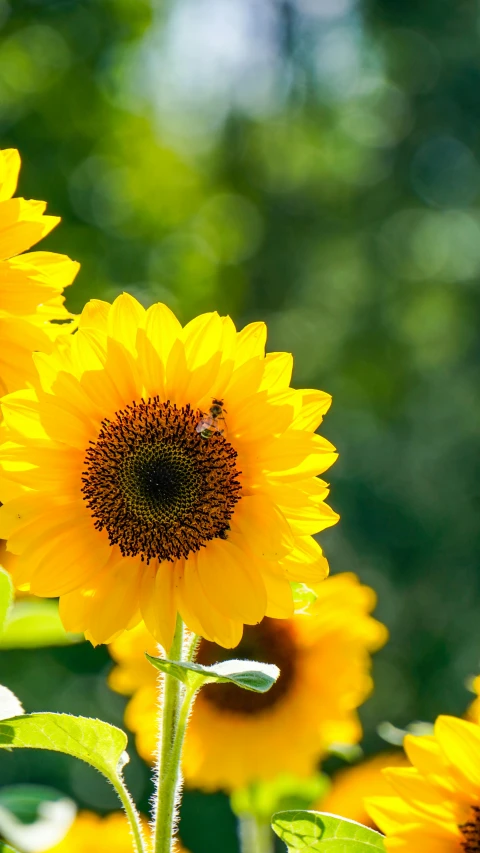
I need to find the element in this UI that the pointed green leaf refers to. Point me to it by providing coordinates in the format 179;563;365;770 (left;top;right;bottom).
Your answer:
0;569;13;634
0;713;128;783
272;811;386;851
146;655;279;694
0;600;83;649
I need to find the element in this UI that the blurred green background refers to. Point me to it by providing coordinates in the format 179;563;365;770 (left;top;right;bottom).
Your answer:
1;0;480;850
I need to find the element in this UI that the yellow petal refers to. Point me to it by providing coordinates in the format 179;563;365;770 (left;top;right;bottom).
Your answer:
435;716;480;789
0;149;21;201
107;293;145;353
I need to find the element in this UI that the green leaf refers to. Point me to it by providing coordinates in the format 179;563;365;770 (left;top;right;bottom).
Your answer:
0;713;129;783
0;600;83;649
0;570;13;634
146;654;279;694
0;843;20;852
272;811;386;851
0;785;75;851
231;774;330;823
0;688;23;721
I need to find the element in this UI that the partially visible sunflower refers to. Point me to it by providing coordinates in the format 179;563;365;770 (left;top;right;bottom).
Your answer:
110;572;387;791
0;293;338;648
320;752;407;829
366;715;480;852
42;811;188;853
466;676;480;724
0;148;77;396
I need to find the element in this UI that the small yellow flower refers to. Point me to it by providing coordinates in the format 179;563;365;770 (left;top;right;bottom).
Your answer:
42;811;188;853
320;752;407;829
0;294;338;648
0;148;78;396
366;715;480;852
110;573;387;791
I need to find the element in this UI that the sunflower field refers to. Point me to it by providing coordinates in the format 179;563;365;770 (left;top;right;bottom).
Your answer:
0;1;479;852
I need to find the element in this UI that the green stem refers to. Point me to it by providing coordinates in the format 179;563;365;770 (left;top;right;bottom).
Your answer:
154;615;195;853
185;629;200;662
113;775;147;853
239;814;275;853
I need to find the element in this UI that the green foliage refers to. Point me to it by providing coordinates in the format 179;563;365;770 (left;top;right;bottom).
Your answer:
0;844;20;853
272;811;386;852
0;785;68;824
0;600;83;649
0;785;75;853
146;654;279;694
0;571;13;635
0;713;128;785
231;774;330;823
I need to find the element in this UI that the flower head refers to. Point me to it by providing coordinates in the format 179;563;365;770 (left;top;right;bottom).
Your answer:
0;294;338;648
0;148;78;396
43;811;188;853
320;752;407;830
110;572;387;790
366;715;480;852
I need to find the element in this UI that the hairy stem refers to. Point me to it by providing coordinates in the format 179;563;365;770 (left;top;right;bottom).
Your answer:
154;615;191;853
113;775;147;853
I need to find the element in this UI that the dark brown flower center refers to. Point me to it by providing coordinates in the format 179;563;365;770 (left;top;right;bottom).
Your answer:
81;398;241;563
462;807;480;852
197;618;297;714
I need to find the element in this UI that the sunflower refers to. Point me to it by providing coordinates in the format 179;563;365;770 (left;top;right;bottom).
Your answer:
366;715;480;852
320;752;407;829
109;572;387;791
0;148;78;397
42;811;188;853
0;293;338;648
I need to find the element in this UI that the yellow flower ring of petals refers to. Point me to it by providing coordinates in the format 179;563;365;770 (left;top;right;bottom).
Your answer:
0;148;78;397
320;752;408;830
109;573;387;791
43;811;189;853
366;715;480;853
0;294;339;649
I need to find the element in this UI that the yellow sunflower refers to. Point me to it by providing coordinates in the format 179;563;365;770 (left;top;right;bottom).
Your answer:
109;572;387;791
0;293;338;649
320;752;407;829
42;811;188;853
0;148;78;396
366;715;480;852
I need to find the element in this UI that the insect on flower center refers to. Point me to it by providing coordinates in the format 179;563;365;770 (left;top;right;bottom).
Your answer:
461;807;480;852
197;618;297;713
81;397;242;563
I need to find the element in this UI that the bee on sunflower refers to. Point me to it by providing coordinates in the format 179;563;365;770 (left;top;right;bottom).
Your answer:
0;148;78;397
366;715;480;852
109;572;387;791
0;293;338;649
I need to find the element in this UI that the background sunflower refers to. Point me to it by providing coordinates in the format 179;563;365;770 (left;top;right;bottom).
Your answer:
0;148;77;397
109;573;387;791
42;811;188;853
